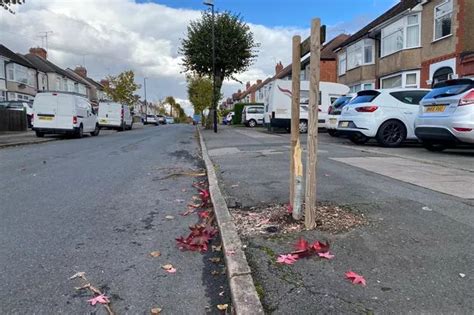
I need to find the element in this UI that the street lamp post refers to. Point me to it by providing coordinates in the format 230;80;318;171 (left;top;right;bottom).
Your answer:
144;77;147;124
204;0;217;133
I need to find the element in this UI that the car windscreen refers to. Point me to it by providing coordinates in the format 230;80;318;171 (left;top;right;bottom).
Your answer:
331;96;351;109
424;81;474;99
350;91;380;104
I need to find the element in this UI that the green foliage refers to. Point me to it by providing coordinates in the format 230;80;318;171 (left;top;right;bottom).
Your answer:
103;70;141;107
180;10;258;129
232;103;245;125
163;96;187;123
186;75;213;114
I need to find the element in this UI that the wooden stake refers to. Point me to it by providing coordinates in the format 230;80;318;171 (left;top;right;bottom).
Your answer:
290;35;301;210
293;138;303;220
304;18;321;229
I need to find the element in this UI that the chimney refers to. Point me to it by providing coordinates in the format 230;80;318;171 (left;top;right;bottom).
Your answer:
257;79;262;85
100;79;110;88
74;66;87;78
29;47;47;59
275;62;284;75
246;81;251;90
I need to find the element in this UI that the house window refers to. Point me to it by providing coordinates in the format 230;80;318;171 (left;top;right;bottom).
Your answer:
350;83;374;93
5;63;34;86
0;91;6;101
434;0;453;40
432;67;454;85
381;13;420;57
338;52;347;75
347;39;375;70
56;76;61;90
380;71;420;89
350;84;362;94
0;58;5;79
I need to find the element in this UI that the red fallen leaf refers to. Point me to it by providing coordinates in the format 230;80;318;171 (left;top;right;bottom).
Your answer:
312;240;330;253
198;211;210;219
318;251;335;259
294;238;310;251
276;254;299;265
87;294;110;306
345;271;366;286
286;204;293;214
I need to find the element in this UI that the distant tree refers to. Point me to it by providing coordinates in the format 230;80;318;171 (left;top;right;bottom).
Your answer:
180;11;258;128
1;0;25;14
103;70;141;107
186;75;213;127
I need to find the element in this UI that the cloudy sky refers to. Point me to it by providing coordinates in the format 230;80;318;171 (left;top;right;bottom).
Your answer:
0;0;396;115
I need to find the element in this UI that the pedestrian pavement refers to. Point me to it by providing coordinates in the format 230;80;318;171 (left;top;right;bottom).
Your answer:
202;125;474;314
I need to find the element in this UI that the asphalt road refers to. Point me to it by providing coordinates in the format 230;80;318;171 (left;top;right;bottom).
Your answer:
0;124;229;314
202;126;474;313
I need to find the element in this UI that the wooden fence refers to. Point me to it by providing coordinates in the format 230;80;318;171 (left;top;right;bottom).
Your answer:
0;109;27;132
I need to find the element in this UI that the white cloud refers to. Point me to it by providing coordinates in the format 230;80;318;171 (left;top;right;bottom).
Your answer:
0;0;370;111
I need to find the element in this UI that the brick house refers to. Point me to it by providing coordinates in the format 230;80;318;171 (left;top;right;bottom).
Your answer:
335;0;474;93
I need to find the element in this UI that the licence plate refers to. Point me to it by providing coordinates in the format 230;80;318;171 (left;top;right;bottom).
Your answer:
100;119;108;123
339;121;349;128
425;105;446;113
39;116;53;121
329;118;337;124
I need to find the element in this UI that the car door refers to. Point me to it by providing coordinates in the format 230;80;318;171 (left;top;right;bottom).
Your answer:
83;100;96;132
256;106;264;124
390;90;429;138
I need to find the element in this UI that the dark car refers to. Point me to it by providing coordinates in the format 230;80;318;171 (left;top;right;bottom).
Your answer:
0;100;34;128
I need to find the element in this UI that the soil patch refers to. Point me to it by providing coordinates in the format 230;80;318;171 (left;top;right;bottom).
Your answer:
231;203;366;236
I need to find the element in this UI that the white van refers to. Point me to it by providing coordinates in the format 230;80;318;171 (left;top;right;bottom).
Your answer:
33;92;100;138
264;79;350;133
98;101;133;131
241;104;264;127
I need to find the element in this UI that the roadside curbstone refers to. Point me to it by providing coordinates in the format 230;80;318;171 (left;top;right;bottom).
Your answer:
197;128;264;315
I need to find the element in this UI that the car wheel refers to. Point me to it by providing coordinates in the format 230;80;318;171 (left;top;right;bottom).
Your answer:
376;120;407;147
90;124;100;136
248;119;257;128
349;133;369;145
422;142;448;152
35;131;44;138
299;120;308;133
77;125;84;138
327;129;338;137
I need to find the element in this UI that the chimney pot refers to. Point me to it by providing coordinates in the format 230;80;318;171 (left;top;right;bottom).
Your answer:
74;66;88;78
275;61;284;75
29;47;47;59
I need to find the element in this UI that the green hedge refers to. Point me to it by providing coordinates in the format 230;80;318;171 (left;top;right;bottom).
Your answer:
232;103;264;125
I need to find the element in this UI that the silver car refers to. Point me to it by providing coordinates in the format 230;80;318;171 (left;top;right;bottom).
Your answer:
415;79;474;151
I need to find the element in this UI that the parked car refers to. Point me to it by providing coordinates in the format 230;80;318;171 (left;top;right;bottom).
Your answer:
143;114;159;126
165;116;174;124
98;101;133;131
0;100;34;128
242;105;264;127
326;94;356;136
32;92;100;138
415;78;474;151
156;115;166;124
192;114;201;125
223;112;234;125
337;88;430;147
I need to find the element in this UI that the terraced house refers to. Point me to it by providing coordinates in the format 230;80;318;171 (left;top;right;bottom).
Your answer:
335;0;474;93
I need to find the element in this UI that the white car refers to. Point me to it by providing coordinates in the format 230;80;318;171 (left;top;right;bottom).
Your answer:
326;94;356;136
33;92;100;138
337;88;430;147
242;105;264;127
415;78;474;151
98;101;133;131
143;114;159;126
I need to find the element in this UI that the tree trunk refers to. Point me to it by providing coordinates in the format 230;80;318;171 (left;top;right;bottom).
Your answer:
205;110;213;129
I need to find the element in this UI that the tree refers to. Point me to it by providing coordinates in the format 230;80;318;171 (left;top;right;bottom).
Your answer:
186;75;213;127
103;70;141;107
180;11;258;128
1;0;25;14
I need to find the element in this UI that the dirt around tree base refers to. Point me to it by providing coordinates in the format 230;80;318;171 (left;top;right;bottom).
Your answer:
230;203;367;237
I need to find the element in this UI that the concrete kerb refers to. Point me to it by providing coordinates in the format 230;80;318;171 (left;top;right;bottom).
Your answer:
0;138;55;149
197;128;264;315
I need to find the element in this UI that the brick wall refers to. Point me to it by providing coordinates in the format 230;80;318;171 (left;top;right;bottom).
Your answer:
320;60;337;83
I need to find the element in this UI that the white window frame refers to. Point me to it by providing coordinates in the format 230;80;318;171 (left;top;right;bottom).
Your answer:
433;0;453;41
380;70;420;89
381;13;421;58
5;63;35;87
349;82;375;93
338;52;347;76
0;90;6;101
346;39;375;71
0;58;5;79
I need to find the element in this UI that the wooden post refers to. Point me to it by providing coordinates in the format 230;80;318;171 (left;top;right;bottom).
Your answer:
304;18;321;229
290;35;301;212
293;138;303;220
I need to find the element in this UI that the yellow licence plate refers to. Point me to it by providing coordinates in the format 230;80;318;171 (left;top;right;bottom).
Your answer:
39;116;53;121
340;121;349;128
425;105;446;113
329;118;337;124
100;119;108;123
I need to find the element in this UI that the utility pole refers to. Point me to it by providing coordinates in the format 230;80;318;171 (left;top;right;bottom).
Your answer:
204;0;217;133
304;18;321;229
144;77;147;124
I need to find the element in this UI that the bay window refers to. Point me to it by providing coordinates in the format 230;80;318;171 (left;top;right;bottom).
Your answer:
381;13;420;57
338;52;346;75
380;71;420;89
6;63;35;87
434;0;452;40
350;82;374;94
0;58;5;79
347;39;374;70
